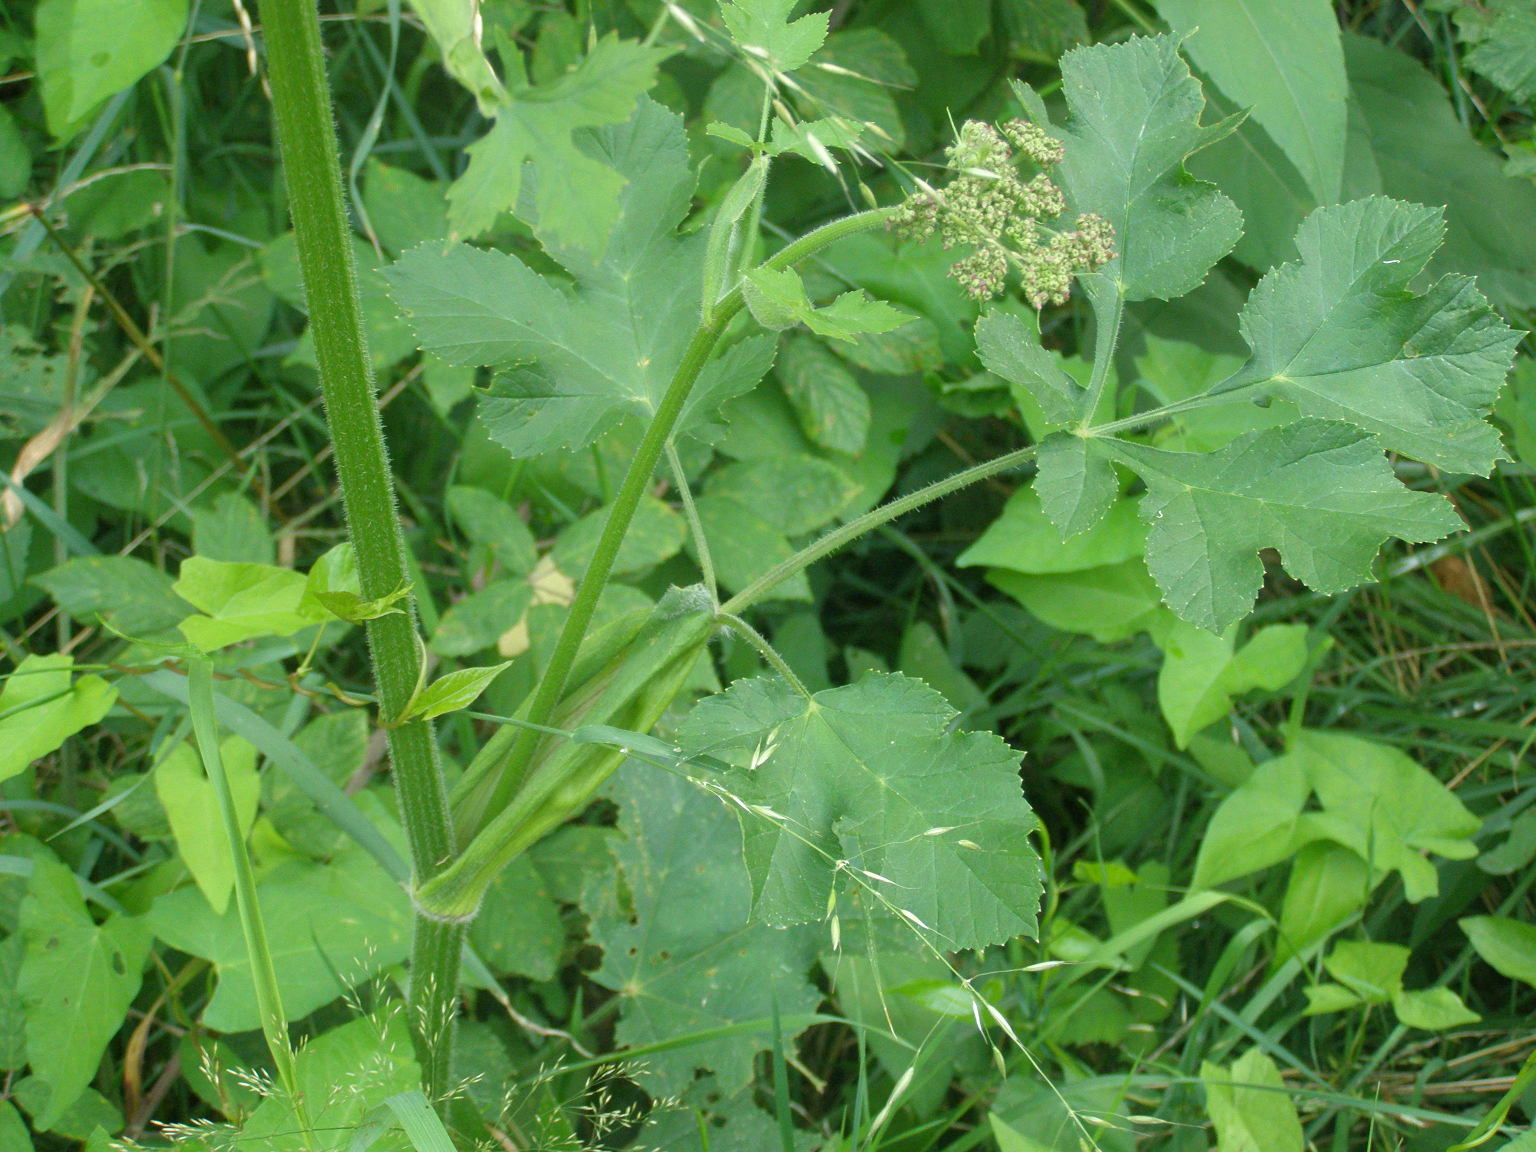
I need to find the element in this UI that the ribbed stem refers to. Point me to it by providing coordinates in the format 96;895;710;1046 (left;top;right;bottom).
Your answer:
257;0;460;1100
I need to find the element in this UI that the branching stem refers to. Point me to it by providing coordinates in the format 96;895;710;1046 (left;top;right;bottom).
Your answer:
475;207;898;818
721;443;1041;615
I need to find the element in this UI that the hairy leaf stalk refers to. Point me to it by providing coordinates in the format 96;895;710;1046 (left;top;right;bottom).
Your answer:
257;0;460;1098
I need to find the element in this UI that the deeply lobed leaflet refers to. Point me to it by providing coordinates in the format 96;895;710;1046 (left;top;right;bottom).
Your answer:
890;118;1116;305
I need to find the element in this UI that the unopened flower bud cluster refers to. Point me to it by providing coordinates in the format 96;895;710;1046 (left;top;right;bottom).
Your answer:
890;119;1116;307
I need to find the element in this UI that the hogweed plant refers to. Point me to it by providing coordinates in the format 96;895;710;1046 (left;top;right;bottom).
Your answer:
889;117;1117;305
38;0;1515;1144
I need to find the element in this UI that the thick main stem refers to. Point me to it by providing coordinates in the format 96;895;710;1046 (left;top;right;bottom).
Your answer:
258;0;460;1099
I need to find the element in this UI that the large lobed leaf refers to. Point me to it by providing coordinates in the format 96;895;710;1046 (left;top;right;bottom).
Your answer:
719;0;829;74
446;35;670;250
388;99;774;458
1104;419;1462;634
1052;33;1244;302
1012;191;1517;632
676;673;1043;951
1224;198;1519;475
586;764;820;1097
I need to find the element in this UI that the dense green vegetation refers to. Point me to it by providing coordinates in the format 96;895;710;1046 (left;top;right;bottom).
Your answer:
0;0;1534;1149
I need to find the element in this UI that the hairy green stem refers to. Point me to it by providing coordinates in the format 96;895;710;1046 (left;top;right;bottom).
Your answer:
258;0;460;1099
721;443;1041;615
718;612;810;697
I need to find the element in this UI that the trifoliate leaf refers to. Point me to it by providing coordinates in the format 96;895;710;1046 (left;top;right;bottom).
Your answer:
720;0;830;75
1293;729;1479;903
1053;34;1243;301
446;34;669;249
586;763;820;1096
1102;418;1464;633
1303;940;1479;1028
742;265;911;341
675;673;1042;950
1224;198;1519;475
390;100;775;457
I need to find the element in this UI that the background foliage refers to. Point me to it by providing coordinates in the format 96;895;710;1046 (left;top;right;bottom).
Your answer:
0;0;1534;1149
